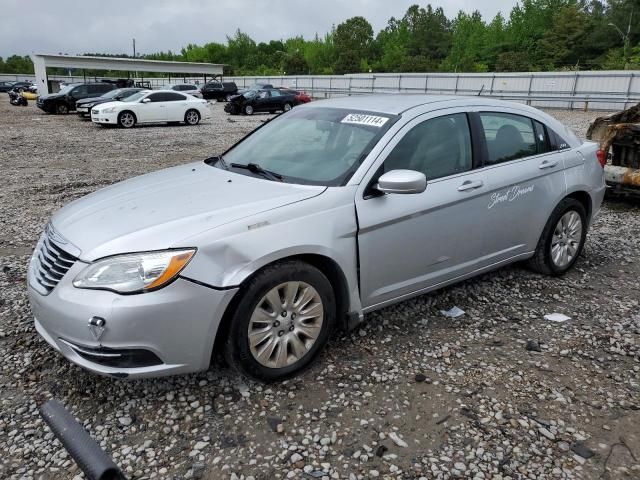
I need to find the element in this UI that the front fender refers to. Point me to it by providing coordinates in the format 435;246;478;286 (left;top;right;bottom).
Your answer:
179;186;362;314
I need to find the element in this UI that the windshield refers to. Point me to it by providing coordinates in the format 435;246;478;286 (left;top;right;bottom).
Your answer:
57;84;78;95
123;92;147;102
101;89;123;99
219;107;397;186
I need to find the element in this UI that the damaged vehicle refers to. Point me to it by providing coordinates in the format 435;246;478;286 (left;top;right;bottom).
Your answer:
28;95;605;381
587;103;640;194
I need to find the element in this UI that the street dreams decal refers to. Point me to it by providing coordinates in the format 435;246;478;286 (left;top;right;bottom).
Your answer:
488;184;535;209
341;114;389;127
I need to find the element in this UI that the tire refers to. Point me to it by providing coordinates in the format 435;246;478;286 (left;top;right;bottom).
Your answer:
283;102;292;112
118;111;136;128
56;103;69;115
225;261;336;381
226;94;233;102
184;109;200;125
244;105;254;115
527;198;587;276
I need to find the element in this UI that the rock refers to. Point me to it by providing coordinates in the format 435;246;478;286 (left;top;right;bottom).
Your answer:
526;340;542;352
375;445;388;457
118;417;132;427
571;442;595;459
415;373;427;382
290;453;303;464
388;432;408;448
539;427;556;441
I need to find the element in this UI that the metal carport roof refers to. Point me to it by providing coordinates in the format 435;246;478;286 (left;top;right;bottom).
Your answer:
31;53;224;94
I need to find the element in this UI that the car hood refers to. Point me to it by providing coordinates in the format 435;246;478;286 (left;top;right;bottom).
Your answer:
38;93;63;101
50;162;325;260
76;96;106;105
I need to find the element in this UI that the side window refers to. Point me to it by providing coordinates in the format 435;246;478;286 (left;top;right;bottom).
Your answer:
480;113;537;165
71;85;88;96
147;93;165;102
164;92;186;101
533;120;549;153
270;90;282;97
384;113;473;180
258;91;269;99
548;129;570;151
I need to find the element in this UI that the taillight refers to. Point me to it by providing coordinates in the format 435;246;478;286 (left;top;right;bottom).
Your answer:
596;149;607;168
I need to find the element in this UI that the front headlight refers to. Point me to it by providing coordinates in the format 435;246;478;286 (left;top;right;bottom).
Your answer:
73;249;196;294
102;106;117;113
85;103;95;108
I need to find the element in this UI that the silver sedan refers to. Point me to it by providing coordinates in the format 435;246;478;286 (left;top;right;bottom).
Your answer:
27;95;606;380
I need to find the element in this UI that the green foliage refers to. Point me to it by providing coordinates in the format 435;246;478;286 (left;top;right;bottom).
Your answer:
2;1;639;75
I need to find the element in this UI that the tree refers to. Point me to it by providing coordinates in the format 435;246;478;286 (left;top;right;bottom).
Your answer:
538;3;590;69
442;10;488;72
334;16;374;73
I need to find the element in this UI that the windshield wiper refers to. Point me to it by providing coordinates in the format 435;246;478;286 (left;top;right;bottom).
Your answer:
230;162;283;182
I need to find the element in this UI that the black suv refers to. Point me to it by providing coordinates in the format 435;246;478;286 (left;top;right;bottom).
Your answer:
36;83;116;114
201;81;238;101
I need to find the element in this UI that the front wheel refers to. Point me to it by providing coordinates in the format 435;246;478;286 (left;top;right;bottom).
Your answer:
527;198;587;275
244;105;254;115
118;111;136;128
225;261;336;381
184;109;200;125
56;103;69;114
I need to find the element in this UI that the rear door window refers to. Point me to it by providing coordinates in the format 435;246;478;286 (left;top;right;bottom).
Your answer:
480;113;537;165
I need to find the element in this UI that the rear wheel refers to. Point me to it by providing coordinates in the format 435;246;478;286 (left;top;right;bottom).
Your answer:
225;261;336;381
56;103;69;115
527;198;587;275
184;109;200;125
118;111;136;128
244;105;254;115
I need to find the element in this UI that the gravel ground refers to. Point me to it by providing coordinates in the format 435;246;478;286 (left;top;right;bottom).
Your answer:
0;99;639;480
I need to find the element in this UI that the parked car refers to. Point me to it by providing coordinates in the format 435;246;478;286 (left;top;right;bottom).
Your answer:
8;81;34;93
224;88;297;115
90;89;211;128
0;81;16;92
76;88;149;117
166;83;203;98
37;83;116;114
27;95;605;381
201;80;238;101
237;83;274;95
279;88;312;104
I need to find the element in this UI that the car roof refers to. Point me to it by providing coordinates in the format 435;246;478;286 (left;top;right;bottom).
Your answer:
301;94;545;116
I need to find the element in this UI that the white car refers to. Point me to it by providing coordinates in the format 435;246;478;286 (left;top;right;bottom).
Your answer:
90;90;211;128
166;83;204;99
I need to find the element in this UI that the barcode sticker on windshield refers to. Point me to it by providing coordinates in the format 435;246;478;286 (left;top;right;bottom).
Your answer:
341;114;389;127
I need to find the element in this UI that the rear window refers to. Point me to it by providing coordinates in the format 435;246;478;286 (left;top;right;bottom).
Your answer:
480;112;537;165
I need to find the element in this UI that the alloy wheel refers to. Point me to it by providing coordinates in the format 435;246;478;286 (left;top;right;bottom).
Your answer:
550;210;583;268
245;105;254;115
247;281;324;369
119;112;135;128
284;103;292;112
186;110;199;125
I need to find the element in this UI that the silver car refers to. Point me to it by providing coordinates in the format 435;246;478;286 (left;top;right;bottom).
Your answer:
27;95;605;381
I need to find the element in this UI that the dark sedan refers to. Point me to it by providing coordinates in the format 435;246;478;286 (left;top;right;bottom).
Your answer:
224;88;296;115
0;81;16;92
75;88;148;117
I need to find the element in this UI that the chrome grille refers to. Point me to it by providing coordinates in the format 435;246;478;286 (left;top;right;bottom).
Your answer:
33;235;77;294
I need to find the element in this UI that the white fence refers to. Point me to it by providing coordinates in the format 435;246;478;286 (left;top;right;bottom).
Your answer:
225;71;640;111
3;70;640;110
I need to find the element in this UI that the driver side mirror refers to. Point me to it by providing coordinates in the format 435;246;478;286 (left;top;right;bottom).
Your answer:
376;169;427;195
141;98;151;103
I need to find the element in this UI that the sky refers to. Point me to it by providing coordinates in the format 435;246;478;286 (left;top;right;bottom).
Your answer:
0;0;520;58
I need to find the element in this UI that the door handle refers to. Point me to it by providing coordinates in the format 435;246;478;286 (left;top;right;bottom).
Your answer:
539;160;559;169
458;180;484;192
